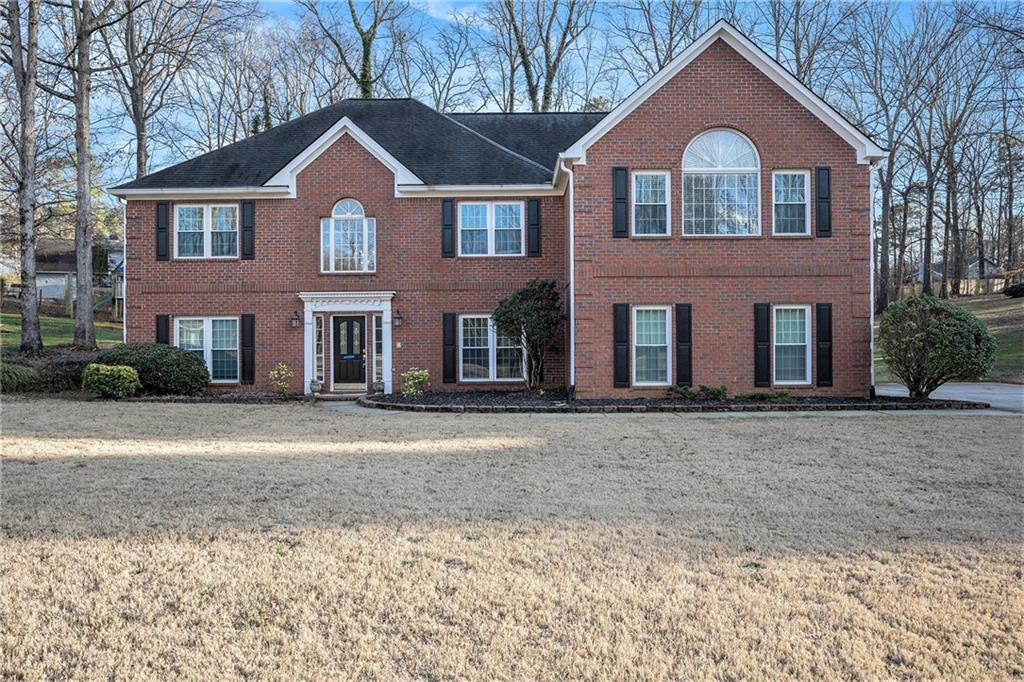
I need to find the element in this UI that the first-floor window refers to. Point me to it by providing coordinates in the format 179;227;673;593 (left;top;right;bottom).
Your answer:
315;315;325;383
373;314;383;383
773;305;811;384
175;317;239;383
633;306;671;385
459;315;523;381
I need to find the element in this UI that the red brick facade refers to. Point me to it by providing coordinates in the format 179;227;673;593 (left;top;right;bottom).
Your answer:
124;38;872;397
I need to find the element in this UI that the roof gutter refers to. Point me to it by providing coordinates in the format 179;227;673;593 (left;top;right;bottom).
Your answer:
107;186;292;200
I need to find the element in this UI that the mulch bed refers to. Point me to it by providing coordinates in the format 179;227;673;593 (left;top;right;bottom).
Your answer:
128;393;311;404
360;390;989;413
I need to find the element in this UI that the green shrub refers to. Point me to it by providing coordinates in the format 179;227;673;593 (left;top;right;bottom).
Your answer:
492;279;562;391
82;363;141;399
735;391;794;404
667;384;728;401
1;363;41;392
879;294;996;398
1003;282;1024;298
401;368;430;396
38;357;94;390
697;385;728;400
269;362;294;394
96;343;209;396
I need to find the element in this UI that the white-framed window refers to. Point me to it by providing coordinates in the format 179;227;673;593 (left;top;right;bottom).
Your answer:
320;199;376;273
682;129;760;236
315;315;325;383
632;171;671;236
372;314;383;383
174;316;239;383
632;306;672;386
458;315;524;382
772;170;811;235
773;305;811;385
174;204;239;259
458;201;524;256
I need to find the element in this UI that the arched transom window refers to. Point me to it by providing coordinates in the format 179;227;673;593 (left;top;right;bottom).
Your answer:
682;129;760;235
321;199;376;273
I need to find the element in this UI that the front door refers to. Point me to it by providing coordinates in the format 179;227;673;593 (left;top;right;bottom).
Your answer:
332;315;366;387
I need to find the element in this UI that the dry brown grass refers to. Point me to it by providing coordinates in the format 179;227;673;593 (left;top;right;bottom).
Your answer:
2;398;1022;679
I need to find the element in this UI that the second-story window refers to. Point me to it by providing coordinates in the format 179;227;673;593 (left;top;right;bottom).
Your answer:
773;171;811;235
632;171;670;236
682;129;760;236
175;204;238;258
458;202;524;256
321;199;376;273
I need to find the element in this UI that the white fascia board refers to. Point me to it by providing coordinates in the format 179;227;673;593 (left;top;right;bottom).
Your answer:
264;116;422;196
106;186;292;200
562;20;887;165
396;182;563;198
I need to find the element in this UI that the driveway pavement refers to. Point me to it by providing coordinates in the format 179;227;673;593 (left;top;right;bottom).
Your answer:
877;382;1024;413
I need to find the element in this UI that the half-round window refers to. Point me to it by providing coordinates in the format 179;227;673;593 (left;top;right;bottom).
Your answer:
332;199;364;218
682;129;760;235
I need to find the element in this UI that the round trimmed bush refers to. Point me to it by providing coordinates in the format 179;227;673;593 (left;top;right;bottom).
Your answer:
879;294;996;398
96;343;209;396
1003;282;1024;298
1;362;42;392
82;363;142;399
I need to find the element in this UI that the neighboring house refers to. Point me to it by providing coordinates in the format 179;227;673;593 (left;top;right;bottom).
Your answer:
109;21;885;397
35;239;78;301
914;257;1002;283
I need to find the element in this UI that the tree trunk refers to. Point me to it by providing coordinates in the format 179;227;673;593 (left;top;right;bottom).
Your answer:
922;175;935;296
976;196;986;280
132;89;148;177
73;0;96;349
9;0;43;353
358;35;373;98
878;163;895;312
948;159;962;296
940;182;950;298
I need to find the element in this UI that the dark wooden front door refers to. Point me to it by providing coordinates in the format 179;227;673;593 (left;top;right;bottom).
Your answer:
332;315;366;385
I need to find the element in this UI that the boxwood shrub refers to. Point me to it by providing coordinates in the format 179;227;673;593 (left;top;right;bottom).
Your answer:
878;294;996;398
96;343;209;396
82;363;142;399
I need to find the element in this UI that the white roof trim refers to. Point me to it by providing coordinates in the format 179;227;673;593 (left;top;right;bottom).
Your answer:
562;20;886;165
107;186;291;200
264;116;422;196
396;182;563;198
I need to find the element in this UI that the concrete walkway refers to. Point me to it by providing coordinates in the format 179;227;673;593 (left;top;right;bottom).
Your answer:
877;382;1024;413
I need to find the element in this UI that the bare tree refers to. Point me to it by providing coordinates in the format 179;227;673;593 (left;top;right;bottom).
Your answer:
610;0;711;86
297;0;410;99
471;2;521;111
100;0;256;179
414;13;479;112
493;0;596;112
2;0;43;352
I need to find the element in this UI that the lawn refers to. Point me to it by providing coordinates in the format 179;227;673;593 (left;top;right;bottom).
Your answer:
2;399;1021;679
876;293;1024;384
0;312;122;350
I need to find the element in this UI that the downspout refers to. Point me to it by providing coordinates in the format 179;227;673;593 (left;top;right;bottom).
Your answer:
119;197;127;344
869;161;879;397
559;158;576;397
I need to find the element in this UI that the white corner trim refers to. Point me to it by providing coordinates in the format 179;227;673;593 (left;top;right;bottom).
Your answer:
265;117;422;196
561;20;887;165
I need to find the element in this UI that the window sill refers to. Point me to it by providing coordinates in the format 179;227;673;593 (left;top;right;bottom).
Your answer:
456;254;526;258
632;382;671;388
680;234;762;239
459;378;525;384
173;256;240;261
771;232;813;238
773;381;812;387
319;270;377;276
629;234;672;240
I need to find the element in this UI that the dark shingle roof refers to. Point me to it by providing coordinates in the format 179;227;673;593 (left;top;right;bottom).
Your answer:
448;112;607;169
114;99;604;191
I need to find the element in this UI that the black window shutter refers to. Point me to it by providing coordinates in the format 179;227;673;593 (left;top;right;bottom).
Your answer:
815;167;831;237
612;167;628;238
675;304;692;387
241;314;255;385
155;314;169;344
241;201;255;260
816;303;833;387
754;303;771;387
442;313;456;383
613;303;629;387
527;198;541;257
156;202;169;260
441;199;455;257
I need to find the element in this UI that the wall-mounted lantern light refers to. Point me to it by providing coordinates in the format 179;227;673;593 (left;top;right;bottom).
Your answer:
393;310;403;327
290;311;301;328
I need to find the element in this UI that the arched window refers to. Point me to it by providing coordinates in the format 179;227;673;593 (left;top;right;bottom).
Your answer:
321;199;376;273
682;129;760;235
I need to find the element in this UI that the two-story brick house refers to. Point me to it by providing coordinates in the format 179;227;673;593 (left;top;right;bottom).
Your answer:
110;22;885;398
